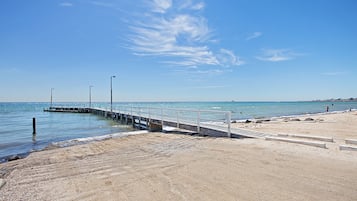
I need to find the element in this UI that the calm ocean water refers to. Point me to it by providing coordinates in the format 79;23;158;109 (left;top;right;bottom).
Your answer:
1;101;356;162
0;102;134;162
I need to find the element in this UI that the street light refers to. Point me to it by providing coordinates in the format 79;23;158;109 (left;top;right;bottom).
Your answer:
89;85;93;108
110;75;116;112
50;88;54;108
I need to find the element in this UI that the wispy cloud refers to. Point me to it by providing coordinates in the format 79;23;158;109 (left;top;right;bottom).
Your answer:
256;48;297;62
178;0;205;10
150;0;173;13
90;1;114;8
59;2;73;7
246;32;262;40
127;0;243;68
217;49;244;66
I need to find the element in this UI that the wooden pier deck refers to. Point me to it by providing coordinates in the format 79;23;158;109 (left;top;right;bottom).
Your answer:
45;106;270;139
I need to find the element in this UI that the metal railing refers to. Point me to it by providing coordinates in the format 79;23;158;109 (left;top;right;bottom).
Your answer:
93;106;232;137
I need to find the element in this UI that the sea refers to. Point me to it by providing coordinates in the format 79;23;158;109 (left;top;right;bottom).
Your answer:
1;101;356;162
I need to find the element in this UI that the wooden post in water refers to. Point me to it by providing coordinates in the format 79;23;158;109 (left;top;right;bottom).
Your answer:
32;117;36;135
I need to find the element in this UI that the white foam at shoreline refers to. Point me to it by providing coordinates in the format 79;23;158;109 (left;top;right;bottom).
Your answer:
50;130;149;148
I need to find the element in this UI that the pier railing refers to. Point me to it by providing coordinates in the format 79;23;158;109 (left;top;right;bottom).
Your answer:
45;105;272;138
93;106;232;137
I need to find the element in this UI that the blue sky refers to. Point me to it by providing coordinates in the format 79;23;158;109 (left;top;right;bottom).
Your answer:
0;0;356;102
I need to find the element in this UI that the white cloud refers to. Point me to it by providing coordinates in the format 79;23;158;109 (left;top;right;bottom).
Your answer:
256;48;296;62
151;0;172;13
217;49;244;66
59;2;73;7
246;32;262;40
127;0;242;68
191;2;205;10
178;0;205;10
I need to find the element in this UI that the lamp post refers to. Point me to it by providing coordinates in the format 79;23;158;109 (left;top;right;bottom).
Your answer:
110;75;116;112
89;85;93;108
50;88;54;108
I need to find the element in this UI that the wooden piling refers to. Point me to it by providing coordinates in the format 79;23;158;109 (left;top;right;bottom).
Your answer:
32;117;36;135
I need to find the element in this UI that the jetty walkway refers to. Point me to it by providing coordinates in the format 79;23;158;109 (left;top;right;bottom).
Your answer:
45;106;269;139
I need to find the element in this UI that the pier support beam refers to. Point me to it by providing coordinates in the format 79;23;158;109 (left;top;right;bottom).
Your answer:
149;121;163;132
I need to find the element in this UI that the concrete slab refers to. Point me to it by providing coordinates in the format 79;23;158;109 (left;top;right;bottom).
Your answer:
345;139;357;145
277;134;333;142
340;145;357;151
0;179;5;190
277;134;289;137
265;137;327;148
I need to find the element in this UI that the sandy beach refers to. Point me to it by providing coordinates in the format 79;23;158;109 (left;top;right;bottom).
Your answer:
232;111;357;139
1;112;357;201
232;111;357;150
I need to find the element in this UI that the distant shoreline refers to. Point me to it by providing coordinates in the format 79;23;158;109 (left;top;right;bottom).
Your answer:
312;98;357;102
1;98;357;103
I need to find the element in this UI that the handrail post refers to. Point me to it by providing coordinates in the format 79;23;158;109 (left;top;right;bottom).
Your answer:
227;112;231;138
176;111;179;128
146;107;150;130
148;107;151;121
130;106;133;127
197;110;200;134
161;108;163;127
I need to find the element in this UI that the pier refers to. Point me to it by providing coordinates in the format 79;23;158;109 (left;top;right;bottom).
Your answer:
44;106;269;139
44;107;91;113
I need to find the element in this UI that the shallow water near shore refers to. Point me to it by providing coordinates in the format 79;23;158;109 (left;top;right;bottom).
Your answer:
1;101;357;162
0;102;135;162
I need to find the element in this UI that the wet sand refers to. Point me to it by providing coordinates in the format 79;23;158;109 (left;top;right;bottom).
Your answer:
1;127;357;200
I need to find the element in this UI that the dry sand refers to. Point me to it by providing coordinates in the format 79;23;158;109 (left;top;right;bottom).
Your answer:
232;111;357;140
1;112;357;201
